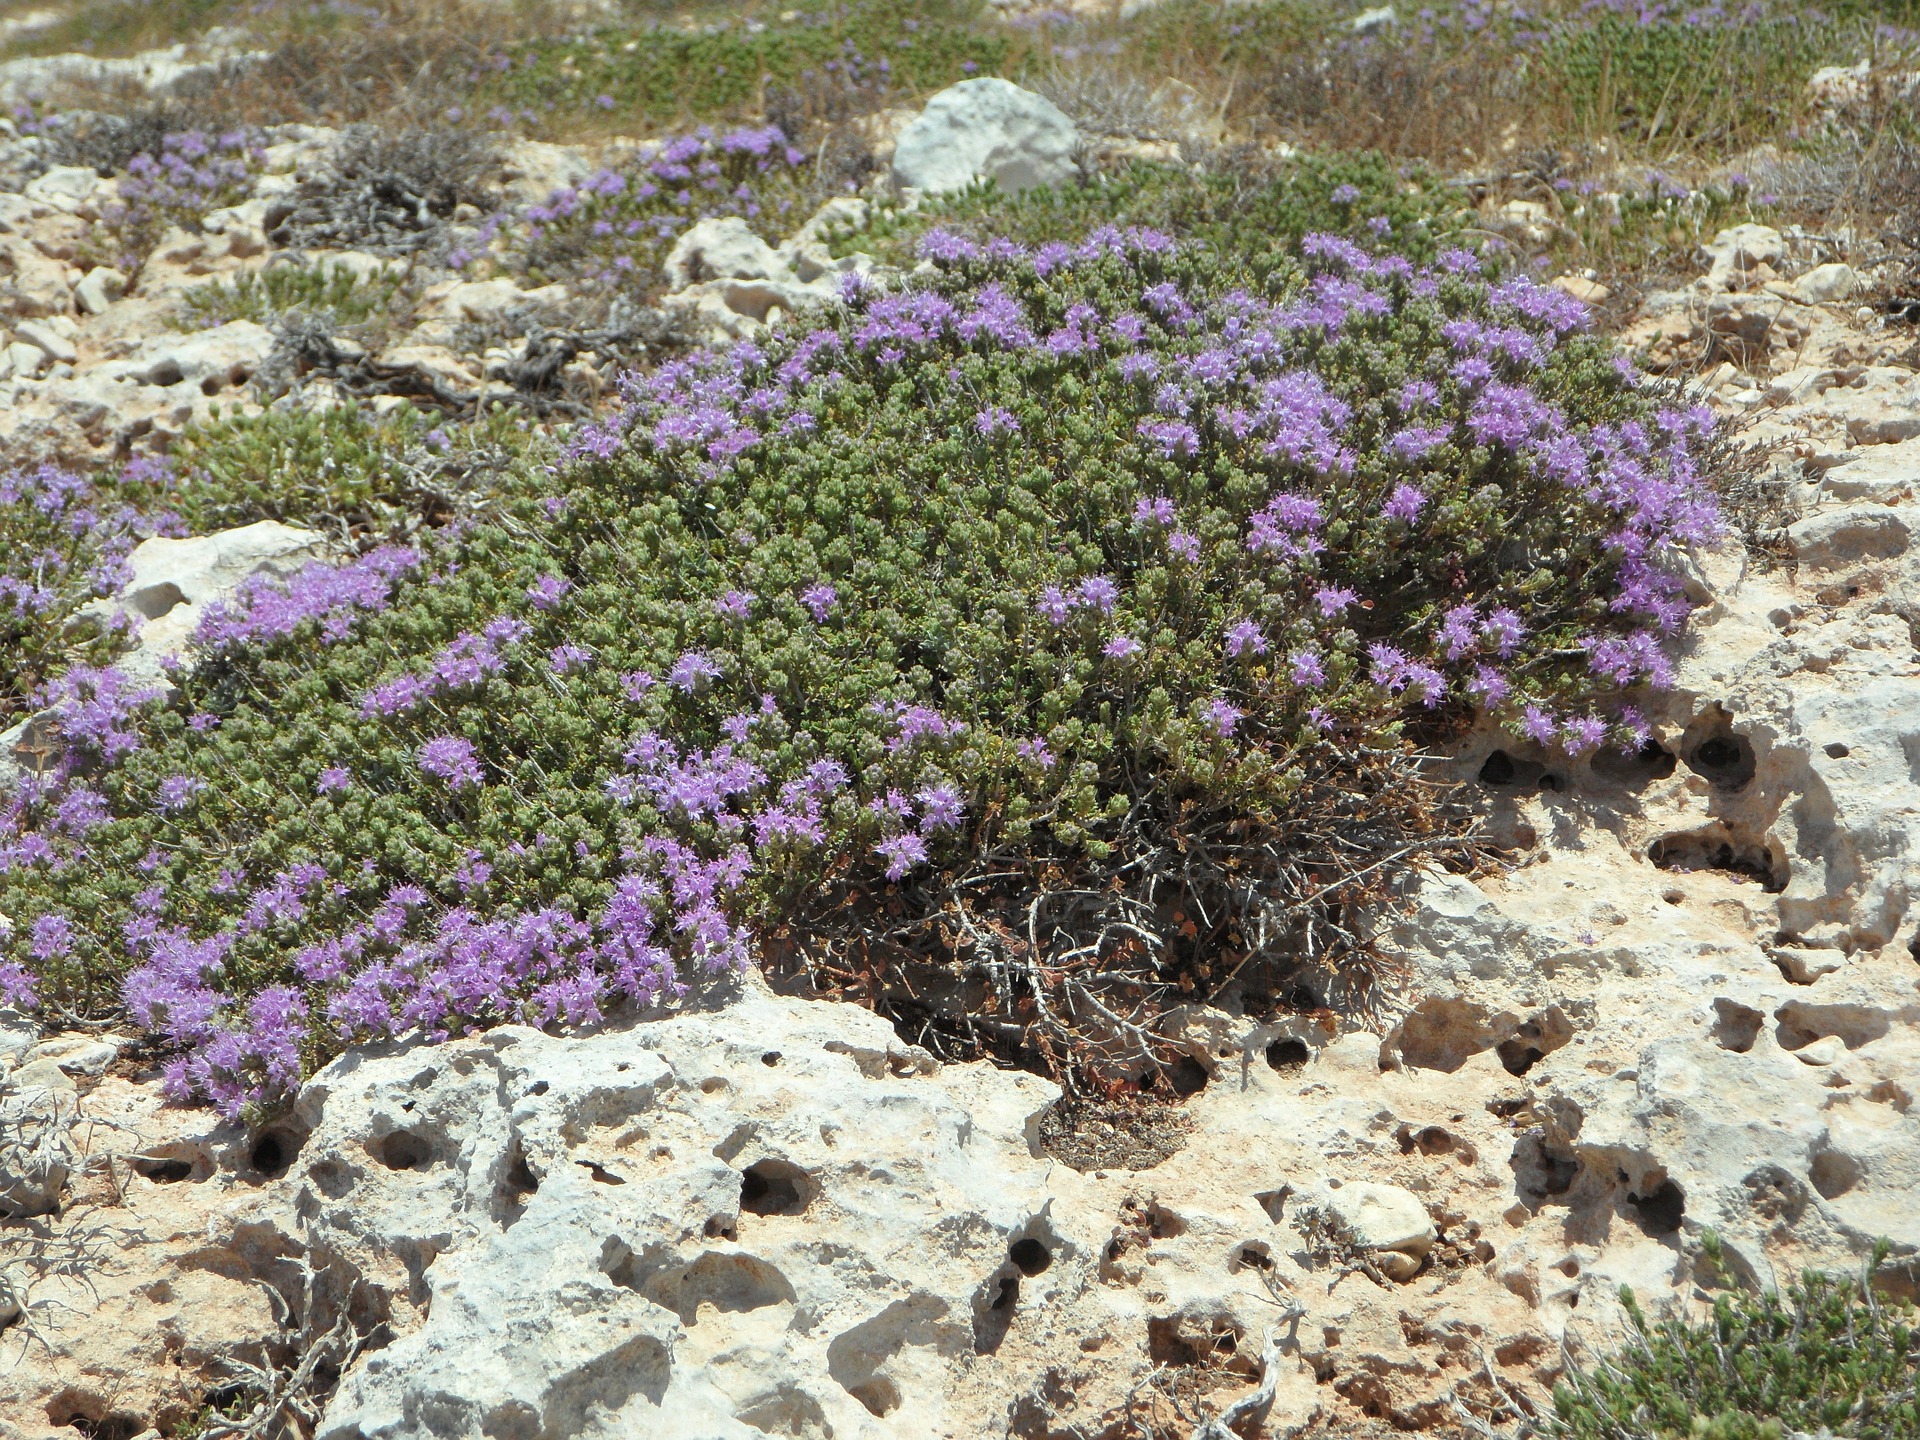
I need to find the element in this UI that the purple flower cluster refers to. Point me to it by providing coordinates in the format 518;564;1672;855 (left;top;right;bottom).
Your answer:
477;124;813;292
197;546;421;652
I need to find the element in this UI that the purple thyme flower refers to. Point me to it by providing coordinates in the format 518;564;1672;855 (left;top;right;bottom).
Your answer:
916;783;965;831
1103;635;1143;661
714;589;754;621
1225;620;1268;658
29;911;73;961
875;832;928;882
156;774;206;812
973;406;1020;438
1074;576;1119;615
1290;650;1326;687
550;644;593;674
1382;483;1427;523
800;584;837;621
1314;586;1358;616
527;574;572;610
419;736;483;789
668;650;722;693
1202;698;1243;738
1133;496;1176;527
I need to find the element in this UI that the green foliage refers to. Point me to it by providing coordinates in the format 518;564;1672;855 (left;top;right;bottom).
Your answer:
176;261;409;332
160;405;427;535
1554;1269;1920;1440
839;153;1469;269
155;404;538;537
1536;8;1884;151
472;0;1009;133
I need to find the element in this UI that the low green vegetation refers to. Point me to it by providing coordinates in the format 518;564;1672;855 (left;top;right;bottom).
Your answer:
176;261;411;332
1555;1264;1920;1440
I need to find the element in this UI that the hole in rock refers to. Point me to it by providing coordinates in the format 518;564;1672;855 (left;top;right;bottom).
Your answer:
1537;772;1565;793
991;1275;1019;1310
1681;709;1756;790
1649;827;1786;891
1478;749;1517;785
526;1080;549;1096
1591;738;1677;786
1663;889;1685;905
1511;1132;1579;1205
250;1129;301;1178
1411;1126;1456;1156
761;1051;782;1067
1230;1241;1273;1271
133;1156;194;1183
644;1251;798;1325
1148;1316;1245;1370
1825;742;1851;758
1497;1041;1545;1076
1627;1178;1686;1235
309;1159;355;1199
1809;1150;1861;1200
739;1158;812;1216
1265;1038;1310;1071
1254;1187;1291;1223
1008;1237;1051;1276
1141;1056;1210;1096
127;581;186;622
377;1131;431;1172
1711;1000;1764;1053
503;1141;538;1200
846;1378;900;1418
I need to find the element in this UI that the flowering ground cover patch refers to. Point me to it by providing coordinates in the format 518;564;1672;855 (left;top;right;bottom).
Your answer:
0;222;1730;1115
0;463;179;733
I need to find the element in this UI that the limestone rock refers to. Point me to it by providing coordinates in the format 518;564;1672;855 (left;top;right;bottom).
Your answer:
1787;505;1911;568
14;318;75;364
664;215;789;290
1314;1180;1436;1281
0;232;73;317
22;165;103;216
306;980;1076;1439
1822;437;1920;502
73;520;324;692
1702;223;1785;291
1794;263;1857;306
72;266;126;316
112;319;274;392
891;78;1079;196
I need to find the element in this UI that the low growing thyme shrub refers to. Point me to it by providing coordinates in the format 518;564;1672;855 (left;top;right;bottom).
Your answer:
1554;1268;1920;1440
0;226;1725;1114
0;462;178;733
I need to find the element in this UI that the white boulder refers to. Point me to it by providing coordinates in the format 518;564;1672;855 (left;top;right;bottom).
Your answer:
891;78;1079;196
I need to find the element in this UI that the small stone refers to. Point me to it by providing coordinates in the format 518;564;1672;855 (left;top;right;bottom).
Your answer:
74;266;127;315
1793;263;1857;306
1316;1179;1436;1280
6;339;46;379
1551;274;1610;304
14;319;77;365
1794;1036;1847;1067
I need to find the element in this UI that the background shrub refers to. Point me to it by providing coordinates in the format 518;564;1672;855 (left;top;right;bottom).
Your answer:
1554;1266;1920;1440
